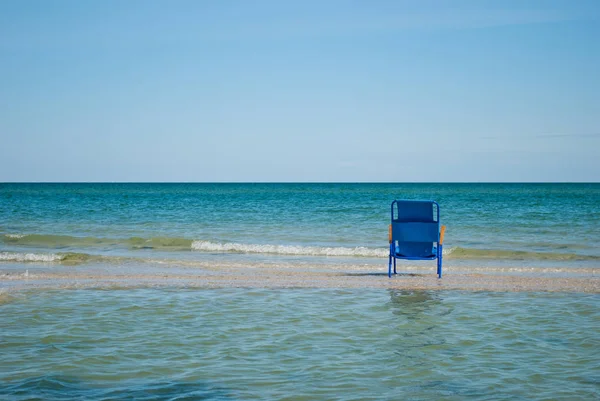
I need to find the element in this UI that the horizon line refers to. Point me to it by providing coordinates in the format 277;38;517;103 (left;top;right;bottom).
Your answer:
2;181;599;185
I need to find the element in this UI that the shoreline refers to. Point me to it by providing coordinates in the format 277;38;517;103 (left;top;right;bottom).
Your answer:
1;267;599;293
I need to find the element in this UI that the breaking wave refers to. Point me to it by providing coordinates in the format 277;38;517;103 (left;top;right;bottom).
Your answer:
191;240;389;257
0;252;63;263
2;233;598;261
0;252;93;264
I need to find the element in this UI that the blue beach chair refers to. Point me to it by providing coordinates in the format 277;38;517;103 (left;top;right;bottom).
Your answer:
388;200;446;278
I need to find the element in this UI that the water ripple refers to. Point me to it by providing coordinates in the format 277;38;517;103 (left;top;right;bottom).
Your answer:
0;289;598;400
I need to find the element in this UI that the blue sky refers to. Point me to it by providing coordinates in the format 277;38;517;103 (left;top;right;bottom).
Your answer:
1;0;599;182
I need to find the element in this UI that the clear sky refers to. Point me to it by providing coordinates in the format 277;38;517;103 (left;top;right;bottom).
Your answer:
1;0;599;182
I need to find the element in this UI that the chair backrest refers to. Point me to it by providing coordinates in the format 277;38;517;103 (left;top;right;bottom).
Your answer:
391;200;440;258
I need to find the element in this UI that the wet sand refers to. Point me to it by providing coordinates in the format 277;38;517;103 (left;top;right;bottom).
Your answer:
1;265;599;293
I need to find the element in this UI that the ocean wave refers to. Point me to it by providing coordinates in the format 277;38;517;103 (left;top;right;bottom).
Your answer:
191;240;389;257
0;251;65;263
190;242;599;261
0;251;93;264
2;233;113;247
129;237;193;250
446;247;600;261
1;234;192;250
2;233;598;262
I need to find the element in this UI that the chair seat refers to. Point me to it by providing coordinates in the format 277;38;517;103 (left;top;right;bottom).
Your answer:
394;253;437;260
394;245;438;260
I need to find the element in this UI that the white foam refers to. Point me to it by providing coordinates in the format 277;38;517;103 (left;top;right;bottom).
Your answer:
442;247;455;256
191;240;389;258
4;234;25;239
0;252;64;263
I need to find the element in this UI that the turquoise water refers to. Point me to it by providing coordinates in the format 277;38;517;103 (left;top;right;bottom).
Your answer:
1;183;599;273
1;288;598;400
1;184;599;399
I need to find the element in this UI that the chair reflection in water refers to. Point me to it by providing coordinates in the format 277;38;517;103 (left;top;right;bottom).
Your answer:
388;200;446;278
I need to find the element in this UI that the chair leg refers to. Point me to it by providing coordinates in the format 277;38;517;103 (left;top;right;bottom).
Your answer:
437;245;443;278
388;245;392;278
393;257;397;274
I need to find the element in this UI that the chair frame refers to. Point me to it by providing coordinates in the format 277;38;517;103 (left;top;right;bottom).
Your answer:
388;200;446;278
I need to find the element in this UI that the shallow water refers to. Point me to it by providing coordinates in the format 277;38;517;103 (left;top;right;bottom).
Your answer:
1;288;598;400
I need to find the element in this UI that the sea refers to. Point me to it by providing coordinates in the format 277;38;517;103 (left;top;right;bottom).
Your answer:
1;183;599;400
